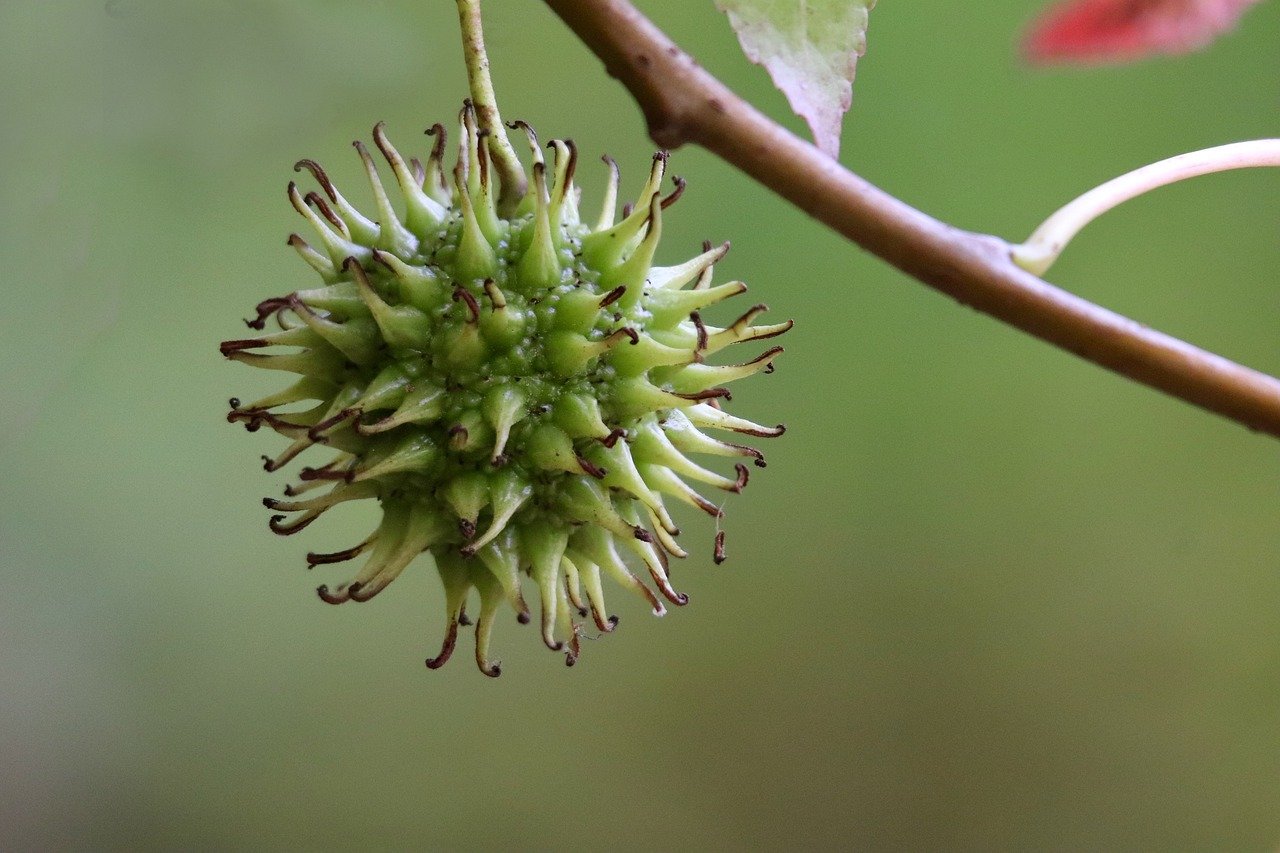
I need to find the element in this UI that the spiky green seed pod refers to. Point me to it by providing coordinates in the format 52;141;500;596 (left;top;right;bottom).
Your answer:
222;104;790;675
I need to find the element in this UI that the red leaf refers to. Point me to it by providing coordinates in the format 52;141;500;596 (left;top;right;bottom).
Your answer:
1023;0;1264;65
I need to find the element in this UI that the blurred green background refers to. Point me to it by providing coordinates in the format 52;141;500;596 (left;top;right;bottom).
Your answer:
3;0;1278;849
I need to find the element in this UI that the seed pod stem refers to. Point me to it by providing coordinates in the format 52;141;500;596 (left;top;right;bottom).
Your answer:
456;0;527;215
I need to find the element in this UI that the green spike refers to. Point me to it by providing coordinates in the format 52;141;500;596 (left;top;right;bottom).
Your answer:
372;122;448;237
346;259;432;351
552;393;610;440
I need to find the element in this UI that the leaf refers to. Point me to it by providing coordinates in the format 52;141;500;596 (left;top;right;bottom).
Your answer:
717;0;876;158
1023;0;1265;66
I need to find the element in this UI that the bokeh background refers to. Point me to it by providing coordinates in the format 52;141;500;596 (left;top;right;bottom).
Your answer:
3;0;1279;849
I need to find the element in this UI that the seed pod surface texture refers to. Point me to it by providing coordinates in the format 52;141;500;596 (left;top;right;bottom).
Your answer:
223;106;790;675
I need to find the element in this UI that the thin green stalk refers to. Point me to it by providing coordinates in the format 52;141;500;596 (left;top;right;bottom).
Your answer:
456;0;526;214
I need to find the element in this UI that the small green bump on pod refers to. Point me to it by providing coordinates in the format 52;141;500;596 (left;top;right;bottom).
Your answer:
552;393;610;440
473;527;531;620
463;469;533;555
346;259;432;351
557;480;645;546
601;194;662;313
551;287;607;335
352;363;411;415
606;331;693;377
527;423;588;475
372;250;442;313
289;298;383;366
447;408;492;454
442;288;490;370
453;160;498;281
546;328;636;378
478;280;526;348
372;122;448;238
353;432;440;482
516;162;561;290
482;384;526;463
358;381;446;435
518;524;570;651
293;281;367;318
443;471;491;538
606;375;693;421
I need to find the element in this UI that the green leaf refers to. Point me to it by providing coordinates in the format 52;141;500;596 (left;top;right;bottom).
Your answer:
716;0;876;158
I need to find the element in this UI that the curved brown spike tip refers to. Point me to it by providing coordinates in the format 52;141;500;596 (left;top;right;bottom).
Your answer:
304;191;345;232
299;462;353;483
348;581;389;604
576;456;607;480
261;455;276;471
307;408;359;442
598;285;626;309
599;428;626;449
713;530;727;565
293;159;338;201
653;150;671;165
479;660;502;678
690;311;708;354
660;175;687;209
622;327;640;345
690;492;723;519
665;588;690;606
219;338;267;357
561;139;578;185
516;610;531;625
317;584;350;605
452;286;481;323
269;513;318;536
424;122;446;147
371;121;397;160
457;609;473;627
543;636;564;653
679;387;732;402
732;463;750;492
425;618;459;670
244;296;291;330
306;543;367;567
756;345;784;374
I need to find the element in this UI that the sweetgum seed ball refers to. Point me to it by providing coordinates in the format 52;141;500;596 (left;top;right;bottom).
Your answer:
222;106;789;675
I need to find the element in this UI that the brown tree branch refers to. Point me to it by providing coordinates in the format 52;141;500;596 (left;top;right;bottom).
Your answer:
543;0;1280;438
